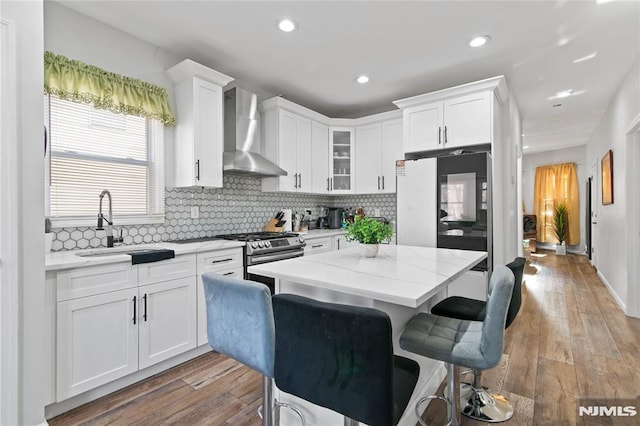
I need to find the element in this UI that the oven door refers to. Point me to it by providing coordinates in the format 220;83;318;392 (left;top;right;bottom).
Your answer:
245;247;305;294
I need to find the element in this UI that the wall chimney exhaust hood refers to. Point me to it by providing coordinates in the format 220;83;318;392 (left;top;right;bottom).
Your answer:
223;87;287;176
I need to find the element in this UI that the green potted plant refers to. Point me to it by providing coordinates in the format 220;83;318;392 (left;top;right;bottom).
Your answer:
553;203;568;255
345;216;394;258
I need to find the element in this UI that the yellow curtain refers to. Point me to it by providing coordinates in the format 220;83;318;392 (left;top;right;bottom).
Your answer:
533;162;580;245
44;51;176;126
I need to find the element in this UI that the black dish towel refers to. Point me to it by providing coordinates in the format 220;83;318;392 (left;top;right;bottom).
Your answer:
129;249;175;265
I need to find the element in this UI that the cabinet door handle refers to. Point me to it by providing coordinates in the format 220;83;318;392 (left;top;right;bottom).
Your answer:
196;159;200;181
132;296;137;325
337;239;340;250
326;177;330;191
330;178;333;191
438;127;442;145
382;176;385;190
378;176;381;190
444;126;448;144
143;294;147;322
298;173;302;188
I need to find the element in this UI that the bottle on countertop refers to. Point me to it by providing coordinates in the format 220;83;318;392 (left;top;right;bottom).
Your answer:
341;211;347;229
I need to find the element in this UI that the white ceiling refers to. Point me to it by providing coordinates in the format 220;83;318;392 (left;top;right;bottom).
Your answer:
56;0;639;154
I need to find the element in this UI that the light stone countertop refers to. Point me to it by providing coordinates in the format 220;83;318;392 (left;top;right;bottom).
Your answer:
45;240;245;272
248;245;486;308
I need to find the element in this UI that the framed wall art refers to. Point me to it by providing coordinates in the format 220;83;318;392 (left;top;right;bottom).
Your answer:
602;149;613;205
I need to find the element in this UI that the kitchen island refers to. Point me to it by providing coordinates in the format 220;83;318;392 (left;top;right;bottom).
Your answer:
248;244;486;426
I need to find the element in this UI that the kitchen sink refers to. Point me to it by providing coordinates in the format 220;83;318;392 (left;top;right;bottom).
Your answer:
75;246;165;258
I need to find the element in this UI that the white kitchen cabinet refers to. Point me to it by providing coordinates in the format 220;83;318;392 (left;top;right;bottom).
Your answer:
447;270;488;302
262;107;313;192
304;236;335;255
354;119;403;194
57;287;139;400
138;277;197;369
196;248;244;346
329;127;354;193
311;121;330;194
55;254;199;401
355;122;382;194
380;119;403;193
167;59;233;188
401;91;491;154
335;234;357;250
394;77;508;156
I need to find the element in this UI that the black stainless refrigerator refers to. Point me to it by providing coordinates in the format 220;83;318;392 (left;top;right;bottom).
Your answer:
397;152;492;272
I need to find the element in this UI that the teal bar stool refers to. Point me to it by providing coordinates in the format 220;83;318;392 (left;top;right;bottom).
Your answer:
431;257;525;422
399;265;515;425
203;273;304;425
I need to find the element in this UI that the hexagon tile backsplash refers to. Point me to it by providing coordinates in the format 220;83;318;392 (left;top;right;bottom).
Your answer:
51;175;397;251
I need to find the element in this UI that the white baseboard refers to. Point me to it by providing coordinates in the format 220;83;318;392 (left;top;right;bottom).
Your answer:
597;270;626;312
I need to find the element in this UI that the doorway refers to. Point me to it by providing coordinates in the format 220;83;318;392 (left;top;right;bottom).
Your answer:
589;162;599;268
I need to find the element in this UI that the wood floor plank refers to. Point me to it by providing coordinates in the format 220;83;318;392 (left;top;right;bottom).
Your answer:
539;314;574;364
581;314;622;360
503;332;539;400
534;357;580;426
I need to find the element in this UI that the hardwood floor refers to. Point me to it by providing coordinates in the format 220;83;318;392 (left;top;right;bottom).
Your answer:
49;252;640;426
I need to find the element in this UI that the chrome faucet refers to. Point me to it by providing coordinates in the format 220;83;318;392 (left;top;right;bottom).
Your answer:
97;189;123;248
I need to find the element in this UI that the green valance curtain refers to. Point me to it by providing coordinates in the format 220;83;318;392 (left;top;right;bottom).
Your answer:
44;51;176;126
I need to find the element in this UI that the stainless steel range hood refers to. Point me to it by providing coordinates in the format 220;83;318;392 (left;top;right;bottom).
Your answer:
223;87;287;176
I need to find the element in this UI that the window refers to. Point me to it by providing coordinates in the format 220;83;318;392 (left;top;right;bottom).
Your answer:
44;96;164;226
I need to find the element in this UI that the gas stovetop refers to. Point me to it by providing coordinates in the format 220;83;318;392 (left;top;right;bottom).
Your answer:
215;232;299;242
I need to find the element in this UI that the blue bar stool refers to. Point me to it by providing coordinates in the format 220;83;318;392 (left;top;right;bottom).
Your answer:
431;257;525;422
399;265;515;426
203;273;304;426
272;293;421;426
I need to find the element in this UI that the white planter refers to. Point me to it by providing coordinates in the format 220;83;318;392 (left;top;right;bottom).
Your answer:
359;243;379;258
556;244;567;255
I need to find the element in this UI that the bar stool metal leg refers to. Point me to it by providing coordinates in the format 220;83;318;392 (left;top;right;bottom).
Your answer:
459;369;513;422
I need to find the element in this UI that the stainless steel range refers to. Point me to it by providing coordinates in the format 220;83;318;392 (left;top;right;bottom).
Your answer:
214;232;306;293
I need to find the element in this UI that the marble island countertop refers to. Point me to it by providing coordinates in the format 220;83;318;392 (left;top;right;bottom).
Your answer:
248;245;486;308
45;239;245;271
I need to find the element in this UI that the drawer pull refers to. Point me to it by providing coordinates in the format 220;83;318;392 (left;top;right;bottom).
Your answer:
210;258;233;264
222;272;235;276
132;296;137;325
311;244;324;249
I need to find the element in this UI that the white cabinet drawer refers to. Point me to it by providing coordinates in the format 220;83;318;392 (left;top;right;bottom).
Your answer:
138;254;197;286
304;237;334;255
57;262;137;302
197;248;243;273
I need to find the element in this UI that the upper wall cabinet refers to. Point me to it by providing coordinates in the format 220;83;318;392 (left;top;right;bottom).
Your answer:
311;121;330;194
329;127;354;194
261;105;313;192
394;76;508;155
167;59;234;188
355;118;403;194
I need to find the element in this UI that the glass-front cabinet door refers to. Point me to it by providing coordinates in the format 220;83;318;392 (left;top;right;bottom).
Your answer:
329;127;354;194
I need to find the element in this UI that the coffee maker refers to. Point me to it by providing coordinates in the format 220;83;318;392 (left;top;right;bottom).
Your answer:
317;206;329;229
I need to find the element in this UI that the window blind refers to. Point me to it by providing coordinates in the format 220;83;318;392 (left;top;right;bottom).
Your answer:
46;96;164;220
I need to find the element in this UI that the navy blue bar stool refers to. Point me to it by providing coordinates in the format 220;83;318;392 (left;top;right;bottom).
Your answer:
400;265;515;426
272;293;421;426
431;257;525;422
203;273;304;425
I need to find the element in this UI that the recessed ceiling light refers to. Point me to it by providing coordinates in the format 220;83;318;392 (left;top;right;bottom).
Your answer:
278;19;296;32
548;89;586;100
469;35;491;47
573;52;598;63
597;0;615;4
523;145;530;149
355;75;370;84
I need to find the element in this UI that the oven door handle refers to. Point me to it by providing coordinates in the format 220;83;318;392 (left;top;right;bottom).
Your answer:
247;250;304;265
